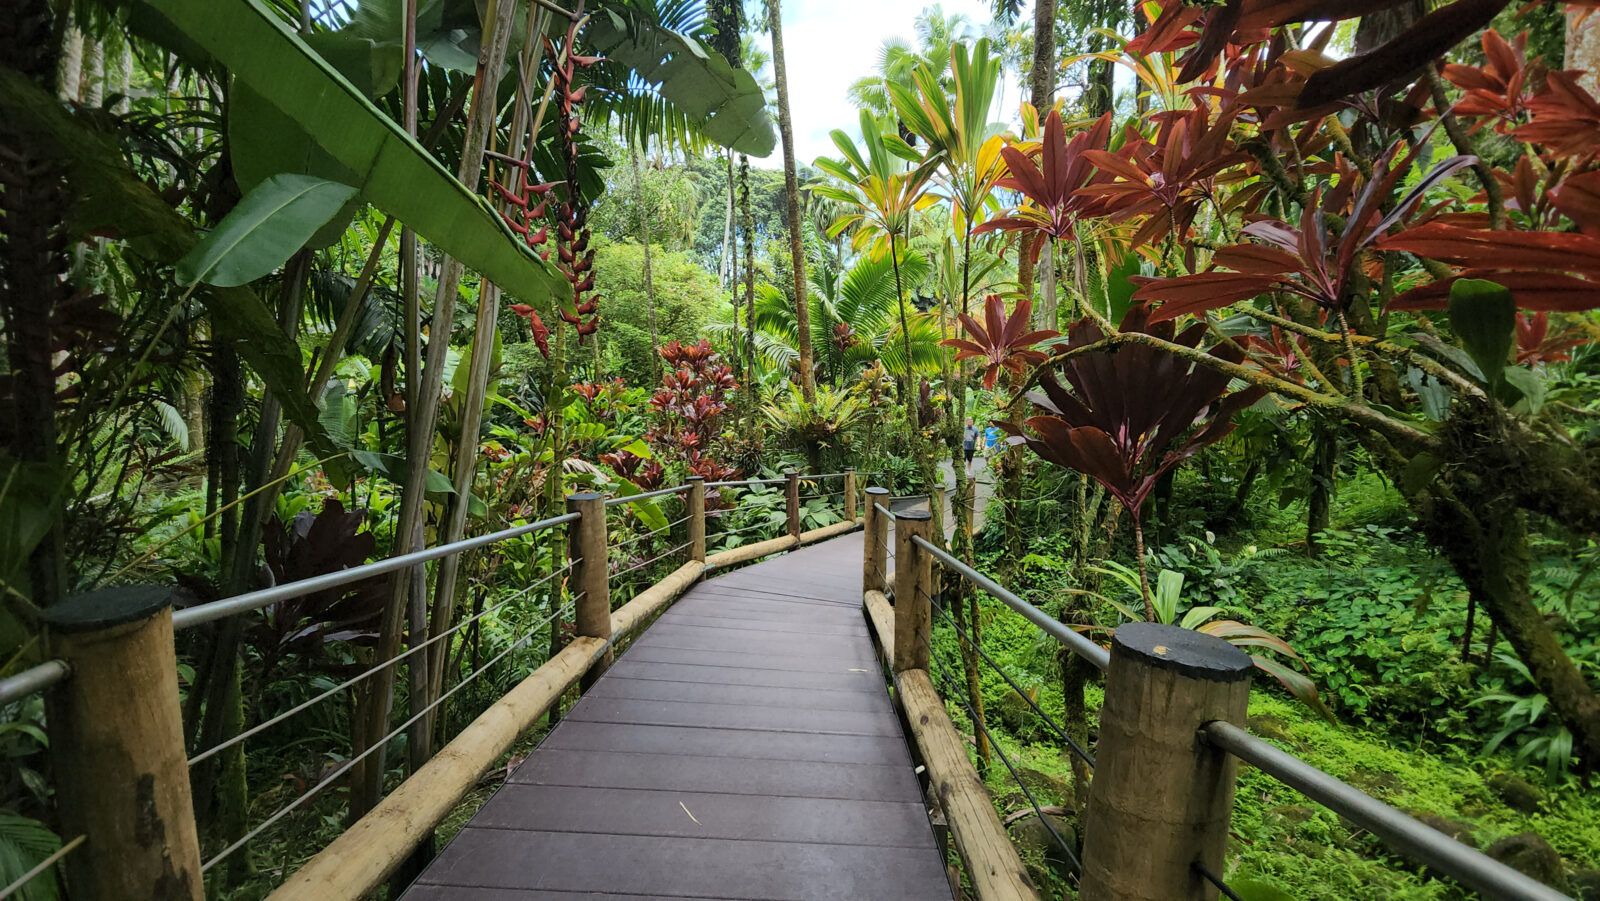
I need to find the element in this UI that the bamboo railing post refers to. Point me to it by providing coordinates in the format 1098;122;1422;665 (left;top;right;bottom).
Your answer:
785;468;801;540
843;468;857;522
42;586;203;900
893;511;933;673
687;476;706;563
568;492;611;688
864;486;889;595
1079;622;1254;900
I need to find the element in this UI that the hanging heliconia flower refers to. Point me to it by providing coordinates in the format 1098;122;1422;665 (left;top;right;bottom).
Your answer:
548;19;601;342
489;16;602;356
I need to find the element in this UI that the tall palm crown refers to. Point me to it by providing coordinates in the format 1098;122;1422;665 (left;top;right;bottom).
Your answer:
812;110;941;257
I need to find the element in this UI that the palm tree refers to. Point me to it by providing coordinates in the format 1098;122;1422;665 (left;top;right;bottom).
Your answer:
847;7;978;120
813;110;943;528
889;38;1009;771
707;250;945;388
764;0;816;402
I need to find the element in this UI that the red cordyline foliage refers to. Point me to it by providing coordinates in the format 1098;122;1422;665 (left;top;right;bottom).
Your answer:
973;109;1121;247
1122;0;1600;331
1081;106;1249;254
1132;141;1476;320
941;294;1058;390
606;341;742;492
1516;310;1589;364
495;17;601;355
999;305;1266;520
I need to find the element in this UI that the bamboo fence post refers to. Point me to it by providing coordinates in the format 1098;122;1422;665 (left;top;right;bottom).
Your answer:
42;586;203;900
864;486;889;595
1079;622;1254;900
687;476;706;563
893;511;933;673
843;468;857;522
568;492;611;689
785;469;801;540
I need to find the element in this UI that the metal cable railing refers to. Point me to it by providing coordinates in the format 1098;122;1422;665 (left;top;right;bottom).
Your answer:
0;834;85;899
201;599;576;873
903;534;1570;901
926;641;1083;878
174;511;581;630
609;515;690;552
911;535;1109;670
1203;721;1569;901
602;484;688;506
0;659;70;707
1195;861;1247;901
187;559;579;768
613;540;693;577
929;595;1094;768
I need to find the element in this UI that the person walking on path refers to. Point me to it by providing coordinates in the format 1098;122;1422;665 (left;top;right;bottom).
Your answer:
963;417;979;475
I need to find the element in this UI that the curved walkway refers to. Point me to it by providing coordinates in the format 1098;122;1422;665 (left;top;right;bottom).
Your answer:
401;532;950;900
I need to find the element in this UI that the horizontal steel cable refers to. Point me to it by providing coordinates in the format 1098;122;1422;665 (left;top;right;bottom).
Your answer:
928;592;1094;768
613;541;692;576
0;834;84;899
609;515;689;551
202;600;576;873
928;651;1083;877
188;560;578;768
710;518;781;538
1194;862;1246;901
912;535;1109;671
601;484;687;506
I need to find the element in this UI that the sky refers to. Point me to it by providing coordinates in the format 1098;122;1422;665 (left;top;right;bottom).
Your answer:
748;0;1027;169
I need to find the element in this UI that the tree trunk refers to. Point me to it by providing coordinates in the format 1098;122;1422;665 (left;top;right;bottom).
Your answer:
721;148;736;287
1571;8;1600;94
1357;414;1600;766
0;0;70;610
766;0;815;402
741;154;757;426
57;11;83;102
631;144;661;380
1307;415;1337;556
81;37;102;108
354;0;520;820
1039;237;1058;330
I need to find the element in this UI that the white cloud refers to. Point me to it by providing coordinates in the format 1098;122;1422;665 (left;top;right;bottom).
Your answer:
748;0;1026;170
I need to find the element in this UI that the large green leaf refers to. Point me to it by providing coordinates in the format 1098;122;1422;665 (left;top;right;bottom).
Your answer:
585;8;775;157
177;174;357;286
140;0;561;306
1447;278;1515;390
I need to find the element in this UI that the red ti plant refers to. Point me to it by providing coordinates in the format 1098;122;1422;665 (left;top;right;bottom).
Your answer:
941;293;1059;390
643;340;741;493
1080;106;1248;254
974;108;1121;246
999;305;1266;618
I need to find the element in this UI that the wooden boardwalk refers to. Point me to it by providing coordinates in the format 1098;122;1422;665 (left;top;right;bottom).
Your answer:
402;532;951;900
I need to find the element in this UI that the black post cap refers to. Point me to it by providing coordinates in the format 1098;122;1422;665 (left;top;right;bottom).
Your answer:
1111;621;1254;682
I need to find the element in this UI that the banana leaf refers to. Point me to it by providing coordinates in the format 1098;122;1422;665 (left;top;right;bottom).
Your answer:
139;0;562;307
585;7;775;158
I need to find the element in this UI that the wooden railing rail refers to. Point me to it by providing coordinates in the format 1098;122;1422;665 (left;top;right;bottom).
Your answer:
870;524;1573;901
13;469;860;901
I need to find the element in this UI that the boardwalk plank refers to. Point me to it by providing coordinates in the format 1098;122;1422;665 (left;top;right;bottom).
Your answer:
403;532;949;900
415;829;950;900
